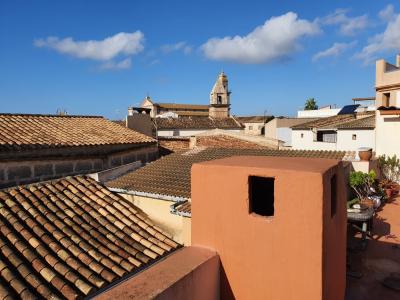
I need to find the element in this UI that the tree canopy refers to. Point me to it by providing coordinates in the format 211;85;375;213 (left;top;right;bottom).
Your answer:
304;98;318;110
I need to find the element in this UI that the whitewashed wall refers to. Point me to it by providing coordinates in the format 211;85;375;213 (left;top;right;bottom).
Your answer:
376;112;400;157
292;130;337;150
292;129;375;151
276;128;292;146
297;109;340;118
336;130;375;151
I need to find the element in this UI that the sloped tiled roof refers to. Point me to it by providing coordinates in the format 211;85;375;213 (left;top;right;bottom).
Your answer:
155;103;209;110
235;116;273;123
336;115;375;129
106;148;347;199
196;135;272;149
291;114;356;130
154;116;242;130
291;113;375;130
175;111;209;117
170;201;191;217
0;113;155;152
0;176;179;299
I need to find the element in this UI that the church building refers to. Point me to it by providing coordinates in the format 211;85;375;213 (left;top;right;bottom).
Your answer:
135;72;242;137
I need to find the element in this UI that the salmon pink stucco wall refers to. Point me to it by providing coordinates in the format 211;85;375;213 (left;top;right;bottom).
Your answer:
191;156;347;300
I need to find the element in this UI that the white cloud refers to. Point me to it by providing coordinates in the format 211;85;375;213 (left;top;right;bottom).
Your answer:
312;41;357;61
355;10;400;64
99;58;132;70
201;12;320;64
321;9;368;36
379;4;395;21
34;31;144;61
161;42;192;54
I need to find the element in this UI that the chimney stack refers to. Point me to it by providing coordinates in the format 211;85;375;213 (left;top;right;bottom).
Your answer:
396;54;400;68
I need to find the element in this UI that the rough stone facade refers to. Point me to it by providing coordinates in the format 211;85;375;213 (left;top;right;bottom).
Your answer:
209;72;230;118
0;145;158;188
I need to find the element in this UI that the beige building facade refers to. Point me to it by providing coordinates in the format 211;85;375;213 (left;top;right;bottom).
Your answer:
375;55;400;158
375;55;400;108
117;193;191;245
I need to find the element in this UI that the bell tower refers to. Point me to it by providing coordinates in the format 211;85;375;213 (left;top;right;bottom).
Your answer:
209;71;231;118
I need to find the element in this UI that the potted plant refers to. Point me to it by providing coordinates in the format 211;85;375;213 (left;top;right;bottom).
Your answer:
349;170;377;208
378;155;400;197
358;147;373;161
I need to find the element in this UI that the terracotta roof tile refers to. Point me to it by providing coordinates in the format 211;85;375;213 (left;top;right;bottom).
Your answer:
0;175;179;299
291;113;375;130
154;116;242;130
171;201;192;217
106;148;346;199
235;115;273;123
0;113;155;152
155;103;209;110
336;115;375;129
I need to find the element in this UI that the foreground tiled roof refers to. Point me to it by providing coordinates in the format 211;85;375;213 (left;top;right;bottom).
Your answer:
154;116;242;130
106;148;346;199
291;113;375;130
0;113;155;151
0;176;179;299
336;115;375;129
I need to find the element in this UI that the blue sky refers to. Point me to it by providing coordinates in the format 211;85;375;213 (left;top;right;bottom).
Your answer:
1;1;400;119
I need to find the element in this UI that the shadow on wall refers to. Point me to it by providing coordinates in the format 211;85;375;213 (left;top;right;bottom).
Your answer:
220;264;235;300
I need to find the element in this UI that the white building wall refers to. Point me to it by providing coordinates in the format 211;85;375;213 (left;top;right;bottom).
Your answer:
292;129;375;151
336;130;375;151
292;130;337;150
276;128;292;146
297;108;341;118
376;112;400;157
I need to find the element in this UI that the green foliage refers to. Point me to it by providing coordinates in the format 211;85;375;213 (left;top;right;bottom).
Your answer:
347;198;360;209
304;98;318;110
378;154;400;182
349;171;376;199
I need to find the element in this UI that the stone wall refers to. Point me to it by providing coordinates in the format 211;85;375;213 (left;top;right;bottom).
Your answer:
0;145;158;188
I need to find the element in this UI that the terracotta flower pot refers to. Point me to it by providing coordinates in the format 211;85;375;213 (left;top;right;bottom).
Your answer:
385;188;393;198
361;198;374;208
358;147;372;161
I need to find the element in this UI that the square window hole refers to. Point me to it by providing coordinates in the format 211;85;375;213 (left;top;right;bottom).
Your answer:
331;174;337;217
248;176;275;216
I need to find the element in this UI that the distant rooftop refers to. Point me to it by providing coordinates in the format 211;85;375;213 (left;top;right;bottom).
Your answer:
155;103;209;110
0;113;155;152
292;113;375;130
154;116;242;130
235;115;273;123
106;148;348;200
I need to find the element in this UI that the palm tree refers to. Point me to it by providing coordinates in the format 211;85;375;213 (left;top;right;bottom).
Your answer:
304;98;318;110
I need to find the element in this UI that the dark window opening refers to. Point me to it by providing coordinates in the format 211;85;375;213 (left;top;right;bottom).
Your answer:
383;93;390;107
316;130;337;143
331;174;337;217
352;134;357;140
248;176;275;217
217;95;222;104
